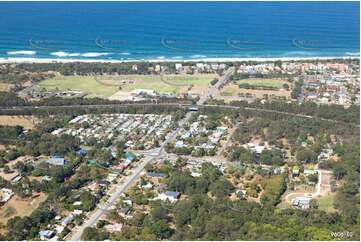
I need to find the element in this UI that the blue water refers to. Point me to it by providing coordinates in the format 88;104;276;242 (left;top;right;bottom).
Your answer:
0;1;359;60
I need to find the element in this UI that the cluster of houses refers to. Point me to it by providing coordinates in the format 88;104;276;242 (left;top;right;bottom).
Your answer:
38;214;72;240
242;142;271;154
19;84;86;100
318;148;333;162
150;62;226;74
236;61;358;76
52;114;173;151
292;166;318;178
174;115;229;154
304;73;359;105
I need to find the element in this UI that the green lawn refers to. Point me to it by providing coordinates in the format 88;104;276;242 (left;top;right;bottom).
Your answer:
237;78;287;89
317;194;336;213
40;74;215;96
162;75;213;86
221;87;238;96
40;76;119;97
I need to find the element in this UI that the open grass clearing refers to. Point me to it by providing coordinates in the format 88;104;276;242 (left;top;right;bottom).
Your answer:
0;83;14;91
317;194;336;213
40;74;216;97
0;115;39;129
221;87;238;96
237;78;288;89
0;193;47;224
40;75;119;97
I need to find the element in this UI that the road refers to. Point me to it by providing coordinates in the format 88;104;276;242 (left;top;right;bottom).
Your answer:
2;104;357;128
217;122;242;162
298;75;308;102
198;67;235;104
284;164;333;204
69;67;235;241
70;155;154;240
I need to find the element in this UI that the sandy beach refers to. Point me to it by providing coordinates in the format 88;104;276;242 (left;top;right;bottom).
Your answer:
0;56;359;64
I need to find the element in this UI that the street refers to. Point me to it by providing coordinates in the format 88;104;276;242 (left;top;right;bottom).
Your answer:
69;67;235;241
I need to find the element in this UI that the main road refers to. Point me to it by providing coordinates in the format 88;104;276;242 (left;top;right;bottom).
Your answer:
69;67;235;241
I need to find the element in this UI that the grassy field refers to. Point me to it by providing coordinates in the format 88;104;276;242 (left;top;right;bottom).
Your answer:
318;194;336;213
237;78;287;89
220;87;238;96
40;76;119;97
0;115;38;129
0;83;14;91
40;74;216;97
0;193;47;224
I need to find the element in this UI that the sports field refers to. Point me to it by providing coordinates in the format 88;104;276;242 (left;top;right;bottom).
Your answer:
40;74;216;97
39;76;119;97
237;78;287;89
220;87;238;96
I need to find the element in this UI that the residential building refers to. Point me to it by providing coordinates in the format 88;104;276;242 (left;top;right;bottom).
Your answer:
39;230;55;240
291;197;311;209
45;157;67;166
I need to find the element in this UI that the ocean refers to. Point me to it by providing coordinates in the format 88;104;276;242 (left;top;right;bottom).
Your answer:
0;1;359;61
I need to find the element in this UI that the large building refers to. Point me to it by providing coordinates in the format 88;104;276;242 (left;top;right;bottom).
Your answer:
45;156;67;166
291;197;311;209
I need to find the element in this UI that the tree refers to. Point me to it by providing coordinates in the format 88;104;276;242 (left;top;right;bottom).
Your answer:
3;165;11;174
309;199;319;209
150;219;174;239
150;206;168;222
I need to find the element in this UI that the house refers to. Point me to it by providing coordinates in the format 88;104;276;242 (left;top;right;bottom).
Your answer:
73;201;82;206
175;63;183;72
11;175;22;183
292;167;300;177
261;167;271;172
235;164;246;169
291;197;311;209
107;173;118;182
0;188;14;204
273;167;284;174
180;132;191;140
147;173;167;178
104;223;123;232
118;207;130;217
76;148;87;155
139;182;153;189
87;160;97;167
130;89;157;97
154;163;164;168
154;191;180;203
175;140;186;148
125;153;135;162
42;176;52;181
97;180;110;186
191;172;202;177
304;169;317;176
72;209;83;215
39;230;55;240
61;216;73;226
45;157;67;166
123;199;133;207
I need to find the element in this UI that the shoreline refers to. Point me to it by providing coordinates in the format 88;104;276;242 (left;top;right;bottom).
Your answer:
0;56;359;64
